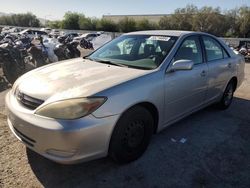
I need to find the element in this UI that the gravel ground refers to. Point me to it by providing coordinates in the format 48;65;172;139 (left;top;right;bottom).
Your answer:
0;64;250;188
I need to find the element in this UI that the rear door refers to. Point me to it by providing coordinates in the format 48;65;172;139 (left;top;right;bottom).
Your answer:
164;35;208;124
201;35;233;102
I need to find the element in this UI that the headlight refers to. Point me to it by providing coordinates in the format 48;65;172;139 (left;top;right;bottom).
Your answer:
35;97;107;120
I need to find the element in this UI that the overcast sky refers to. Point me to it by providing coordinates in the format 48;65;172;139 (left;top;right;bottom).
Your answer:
0;0;249;20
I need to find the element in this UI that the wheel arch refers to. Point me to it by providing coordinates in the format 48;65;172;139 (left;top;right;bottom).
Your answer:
115;101;159;134
136;102;159;133
230;76;238;91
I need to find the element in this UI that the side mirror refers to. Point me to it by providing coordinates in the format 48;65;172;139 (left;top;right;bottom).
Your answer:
168;59;194;72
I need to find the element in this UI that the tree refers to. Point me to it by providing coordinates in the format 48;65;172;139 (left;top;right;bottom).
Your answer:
224;8;240;37
118;17;136;32
96;19;118;32
172;4;198;30
78;15;97;30
238;6;250;37
158;16;172;29
136;19;156;30
0;4;249;37
47;20;62;29
159;4;198;31
193;7;230;36
0;13;40;27
61;12;80;29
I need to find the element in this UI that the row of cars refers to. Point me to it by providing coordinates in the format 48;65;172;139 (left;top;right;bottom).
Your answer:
223;38;250;62
1;26;102;43
236;40;250;62
0;26;112;84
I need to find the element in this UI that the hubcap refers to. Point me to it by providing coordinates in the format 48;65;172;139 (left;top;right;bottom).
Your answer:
123;120;145;148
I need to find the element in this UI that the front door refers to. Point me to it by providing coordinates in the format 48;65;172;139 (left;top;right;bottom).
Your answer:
164;35;208;124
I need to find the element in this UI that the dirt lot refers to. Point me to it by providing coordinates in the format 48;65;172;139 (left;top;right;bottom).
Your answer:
0;64;250;188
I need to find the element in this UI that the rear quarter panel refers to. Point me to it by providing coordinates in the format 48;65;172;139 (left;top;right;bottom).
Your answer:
218;38;245;90
235;55;245;88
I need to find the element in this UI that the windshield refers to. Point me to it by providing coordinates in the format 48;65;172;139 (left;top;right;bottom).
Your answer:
89;34;178;70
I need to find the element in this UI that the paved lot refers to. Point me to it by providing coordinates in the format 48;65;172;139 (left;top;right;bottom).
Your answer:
0;64;250;188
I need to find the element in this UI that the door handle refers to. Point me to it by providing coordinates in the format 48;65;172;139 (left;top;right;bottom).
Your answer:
228;63;232;68
200;70;206;77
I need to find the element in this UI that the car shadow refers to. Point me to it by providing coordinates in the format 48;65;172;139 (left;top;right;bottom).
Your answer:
27;97;250;188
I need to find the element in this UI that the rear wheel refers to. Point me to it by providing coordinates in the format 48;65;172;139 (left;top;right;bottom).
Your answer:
109;106;154;164
218;81;235;110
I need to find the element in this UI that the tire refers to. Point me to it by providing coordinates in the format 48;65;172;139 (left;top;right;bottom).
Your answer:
218;80;235;110
109;106;154;164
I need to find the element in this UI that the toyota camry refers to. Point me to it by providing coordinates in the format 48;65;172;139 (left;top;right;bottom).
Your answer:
5;30;245;164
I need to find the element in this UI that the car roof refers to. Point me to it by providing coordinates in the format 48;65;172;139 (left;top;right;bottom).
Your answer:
20;29;29;34
124;30;202;37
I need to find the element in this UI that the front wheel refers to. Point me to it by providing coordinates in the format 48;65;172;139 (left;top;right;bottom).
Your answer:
218;81;235;110
109;106;154;164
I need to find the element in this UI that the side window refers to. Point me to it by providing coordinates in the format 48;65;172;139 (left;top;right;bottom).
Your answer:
202;36;223;61
175;36;203;65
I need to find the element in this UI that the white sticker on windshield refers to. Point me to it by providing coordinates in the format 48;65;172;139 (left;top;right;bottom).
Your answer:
148;36;170;41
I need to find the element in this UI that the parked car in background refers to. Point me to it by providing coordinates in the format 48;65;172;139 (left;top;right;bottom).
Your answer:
58;32;79;41
1;27;22;35
49;29;61;38
1;26;12;33
74;32;99;42
19;29;48;39
237;40;250;62
5;30;245;164
40;28;52;34
91;33;113;50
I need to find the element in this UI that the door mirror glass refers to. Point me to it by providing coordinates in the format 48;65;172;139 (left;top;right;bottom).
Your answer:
169;59;194;72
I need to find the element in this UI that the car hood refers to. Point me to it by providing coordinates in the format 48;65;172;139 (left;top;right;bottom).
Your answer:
16;58;149;102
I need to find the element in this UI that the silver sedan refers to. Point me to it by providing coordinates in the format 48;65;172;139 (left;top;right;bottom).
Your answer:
5;30;245;164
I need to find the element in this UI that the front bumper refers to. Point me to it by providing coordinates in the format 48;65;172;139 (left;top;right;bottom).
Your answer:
5;91;119;164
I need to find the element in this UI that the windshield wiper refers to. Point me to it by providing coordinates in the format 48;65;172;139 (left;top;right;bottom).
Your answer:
84;57;151;70
94;59;128;67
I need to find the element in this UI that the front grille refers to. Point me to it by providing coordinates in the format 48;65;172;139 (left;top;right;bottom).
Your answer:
16;91;44;110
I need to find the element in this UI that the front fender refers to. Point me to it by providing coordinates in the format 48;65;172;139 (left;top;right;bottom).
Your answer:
92;71;165;127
